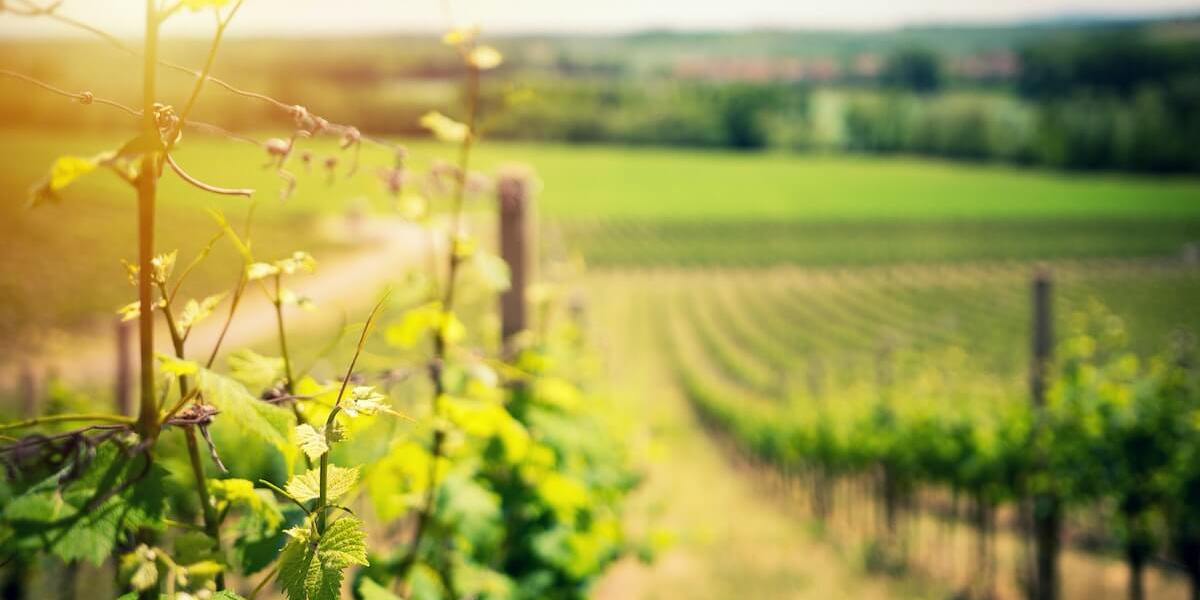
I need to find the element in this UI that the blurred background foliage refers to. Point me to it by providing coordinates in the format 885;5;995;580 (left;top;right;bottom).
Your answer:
3;16;1199;171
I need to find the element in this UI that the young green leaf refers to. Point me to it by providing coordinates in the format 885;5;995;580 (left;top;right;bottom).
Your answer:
197;368;293;453
358;578;403;600
284;465;359;503
341;386;388;418
247;262;280;281
295;424;329;461
178;293;226;333
158;354;200;377
120;545;159;591
226;349;286;392
3;445;166;565
151;251;178;285
277;251;317;275
278;516;368;600
385;302;465;349
420;111;469;143
30;155;99;206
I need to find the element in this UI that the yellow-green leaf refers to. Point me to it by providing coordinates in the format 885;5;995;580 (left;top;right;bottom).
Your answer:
178;292;226;332
48;155;98;191
285;465;359;503
420;111;469;143
296;424;329;461
197;368;292;454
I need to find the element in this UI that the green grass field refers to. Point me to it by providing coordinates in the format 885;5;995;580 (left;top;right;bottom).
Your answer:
446;141;1200;266
3;127;1199;347
0;128;384;351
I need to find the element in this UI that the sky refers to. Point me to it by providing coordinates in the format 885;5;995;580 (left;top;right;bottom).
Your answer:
1;0;1199;38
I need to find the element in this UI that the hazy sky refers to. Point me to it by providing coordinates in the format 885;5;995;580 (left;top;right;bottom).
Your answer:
2;0;1199;38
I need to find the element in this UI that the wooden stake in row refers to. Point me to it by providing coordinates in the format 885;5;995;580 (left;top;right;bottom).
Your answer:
497;167;534;354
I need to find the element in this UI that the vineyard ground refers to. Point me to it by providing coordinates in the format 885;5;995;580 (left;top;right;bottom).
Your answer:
0;217;430;392
590;264;1198;599
588;273;942;600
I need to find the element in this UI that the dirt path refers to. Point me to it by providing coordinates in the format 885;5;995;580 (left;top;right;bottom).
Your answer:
4;217;431;389
588;272;934;600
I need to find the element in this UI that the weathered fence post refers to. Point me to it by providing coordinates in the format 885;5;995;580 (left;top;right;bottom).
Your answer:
115;317;134;416
497;167;533;355
1030;268;1060;600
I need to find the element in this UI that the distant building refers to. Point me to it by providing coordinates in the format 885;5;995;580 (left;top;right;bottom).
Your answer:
948;51;1019;81
673;57;841;83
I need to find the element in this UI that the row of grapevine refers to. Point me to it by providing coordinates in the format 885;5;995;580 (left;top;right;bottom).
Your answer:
655;261;1200;599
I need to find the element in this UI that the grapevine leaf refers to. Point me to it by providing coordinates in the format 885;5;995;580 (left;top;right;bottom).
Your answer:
210;478;284;534
341;386;388;418
29;155;97;206
296;424;329;461
317;516;369;569
285;465;359;503
173;530;218;564
227;349;286;392
358;577;402;600
151;251;177;284
419;111;469;143
120;545;159;591
278;517;368;600
276;251;317;275
247;262;280;281
385;302;465;349
235;503;303;576
197;368;292;453
158;354;199;377
2;444;166;565
178;292;226;332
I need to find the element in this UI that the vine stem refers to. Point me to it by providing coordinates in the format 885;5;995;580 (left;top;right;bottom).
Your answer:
166;153;254;198
158;280;226;591
134;0;160;442
146;0;245;568
184;425;226;589
0;413;134;432
273;273;297;395
397;57;482;582
316;292;390;535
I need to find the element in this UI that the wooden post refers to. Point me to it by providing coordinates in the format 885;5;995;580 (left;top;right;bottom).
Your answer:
497;167;533;355
115;317;134;416
1031;270;1052;408
1030;268;1060;600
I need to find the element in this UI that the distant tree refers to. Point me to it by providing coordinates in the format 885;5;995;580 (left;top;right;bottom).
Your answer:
881;47;944;93
719;84;781;149
1018;32;1200;99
